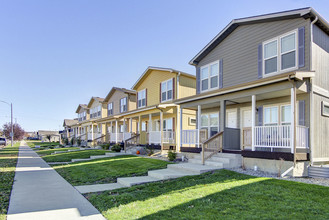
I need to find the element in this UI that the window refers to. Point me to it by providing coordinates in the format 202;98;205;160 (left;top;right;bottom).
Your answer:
138;89;146;108
161;79;173;102
120;125;124;133
264;106;278;125
163;118;173;131
281;105;291;125
108;103;113;116
98;105;101;117
200;61;219;92
189;117;196;126
90;108;93;119
120;98;127;112
322;101;329;117
201;113;219;137
142;122;146;131
263;30;297;76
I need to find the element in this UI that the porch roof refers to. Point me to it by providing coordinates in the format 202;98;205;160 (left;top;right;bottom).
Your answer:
175;71;314;107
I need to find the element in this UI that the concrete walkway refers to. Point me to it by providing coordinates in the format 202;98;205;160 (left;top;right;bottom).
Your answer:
7;141;105;220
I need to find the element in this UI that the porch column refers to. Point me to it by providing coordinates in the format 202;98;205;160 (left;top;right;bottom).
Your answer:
220;100;226;132
130;118;132;133
115;120;118;143
251;95;256;151
148;114;152;132
160;111;163;151
91;125;94;141
177;106;182;152
138;116;142;134
197;105;201;147
110;121;113;133
123;118;126;133
291;87;296;154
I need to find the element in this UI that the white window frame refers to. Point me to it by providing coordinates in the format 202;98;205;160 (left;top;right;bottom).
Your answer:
281;104;292;125
161;78;173;102
201;113;219;138
138;89;146;108
322;101;329;117
263;103;291;126
263;30;298;77
163;118;173;131
108;102;113;116
200;60;219;93
120;98;127;113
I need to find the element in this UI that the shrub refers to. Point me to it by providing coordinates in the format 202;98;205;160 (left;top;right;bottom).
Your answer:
76;138;81;146
111;144;121;152
63;138;69;145
168;151;177;161
70;137;75;145
101;143;111;150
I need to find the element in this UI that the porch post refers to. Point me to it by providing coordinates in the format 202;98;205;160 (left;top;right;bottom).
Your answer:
91;125;94;141
130;118;133;133
251;95;256;151
148;114;152;132
197;105;201;147
220;100;226;132
160;111;163;151
291;87;296;154
176;105;181;152
179;106;183;152
138;116;142;134
115;120;118;143
123;118;126;133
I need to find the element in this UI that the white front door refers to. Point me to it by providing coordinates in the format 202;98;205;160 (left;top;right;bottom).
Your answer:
242;109;252;128
241;108;252;149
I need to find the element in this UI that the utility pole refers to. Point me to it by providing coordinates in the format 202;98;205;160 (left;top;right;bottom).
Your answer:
11;103;13;146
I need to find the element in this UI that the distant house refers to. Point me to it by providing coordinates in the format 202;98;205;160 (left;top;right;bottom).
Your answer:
62;119;78;140
37;130;60;142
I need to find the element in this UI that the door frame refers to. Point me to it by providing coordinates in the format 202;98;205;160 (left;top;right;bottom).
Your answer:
240;107;252;150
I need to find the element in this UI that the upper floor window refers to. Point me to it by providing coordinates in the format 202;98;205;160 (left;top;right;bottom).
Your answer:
108;103;113;116
201;61;219;92
161;79;173;102
263;30;297;76
83;111;86;120
90;108;93;119
120;98;127;113
138;89;146;108
98;105;101;117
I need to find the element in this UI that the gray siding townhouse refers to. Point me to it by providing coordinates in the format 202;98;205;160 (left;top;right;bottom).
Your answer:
176;8;329;176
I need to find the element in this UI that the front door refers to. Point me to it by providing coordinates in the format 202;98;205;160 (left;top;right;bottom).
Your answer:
241;108;252;149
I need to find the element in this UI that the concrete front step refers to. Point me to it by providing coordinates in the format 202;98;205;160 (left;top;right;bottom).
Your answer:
75;183;125;194
90;155;110;159
167;163;221;174
188;158;225;168
71;158;91;162
148;169;197;180
117;176;160;187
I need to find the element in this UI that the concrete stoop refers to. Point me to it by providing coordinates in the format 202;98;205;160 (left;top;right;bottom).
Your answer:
188;152;242;168
75;162;222;194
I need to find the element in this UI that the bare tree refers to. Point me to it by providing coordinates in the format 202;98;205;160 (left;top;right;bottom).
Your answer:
2;123;25;141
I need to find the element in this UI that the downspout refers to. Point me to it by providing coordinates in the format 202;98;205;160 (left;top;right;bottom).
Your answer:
309;16;318;166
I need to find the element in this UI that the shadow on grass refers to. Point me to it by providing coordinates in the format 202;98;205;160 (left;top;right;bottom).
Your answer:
52;155;170;185
87;170;329;219
42;150;109;162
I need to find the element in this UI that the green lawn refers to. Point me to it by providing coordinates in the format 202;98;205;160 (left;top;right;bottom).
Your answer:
26;141;60;148
0;142;20;220
52;155;170;185
86;169;329;220
36;147;80;156
42;150;109;162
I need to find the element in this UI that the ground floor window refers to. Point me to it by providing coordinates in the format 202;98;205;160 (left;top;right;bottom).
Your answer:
201;113;218;137
264;104;291;126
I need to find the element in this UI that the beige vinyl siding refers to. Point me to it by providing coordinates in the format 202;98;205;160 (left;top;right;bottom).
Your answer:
135;70;177;107
312;26;329;90
179;75;196;99
197;18;310;89
313;94;329;161
106;90;136;116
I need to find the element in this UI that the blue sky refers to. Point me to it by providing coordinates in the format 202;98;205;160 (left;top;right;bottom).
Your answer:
0;0;328;132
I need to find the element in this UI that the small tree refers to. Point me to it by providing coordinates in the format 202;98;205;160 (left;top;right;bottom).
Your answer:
2;123;25;141
46;134;52;142
70;137;75;145
77;138;81;146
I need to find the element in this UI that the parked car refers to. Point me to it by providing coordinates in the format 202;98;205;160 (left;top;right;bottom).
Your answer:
0;137;7;146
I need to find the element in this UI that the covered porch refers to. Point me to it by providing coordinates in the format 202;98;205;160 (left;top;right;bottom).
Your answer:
178;79;310;161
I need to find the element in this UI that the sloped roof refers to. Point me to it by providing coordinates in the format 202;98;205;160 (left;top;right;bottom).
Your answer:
75;104;88;113
37;130;59;136
190;7;329;65
104;87;136;103
63;119;78;127
132;66;195;90
87;97;105;108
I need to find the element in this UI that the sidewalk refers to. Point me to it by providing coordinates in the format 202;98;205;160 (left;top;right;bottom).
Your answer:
7;141;105;220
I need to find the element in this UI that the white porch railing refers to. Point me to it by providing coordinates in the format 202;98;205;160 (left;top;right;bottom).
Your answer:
254;125;309;149
88;132;93;140
95;133;102;139
182;129;198;146
109;132;131;143
163;131;175;144
149;131;161;144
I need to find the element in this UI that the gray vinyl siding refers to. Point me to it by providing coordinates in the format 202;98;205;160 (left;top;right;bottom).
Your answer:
312;25;329;90
196;18;310;89
312;94;329;161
